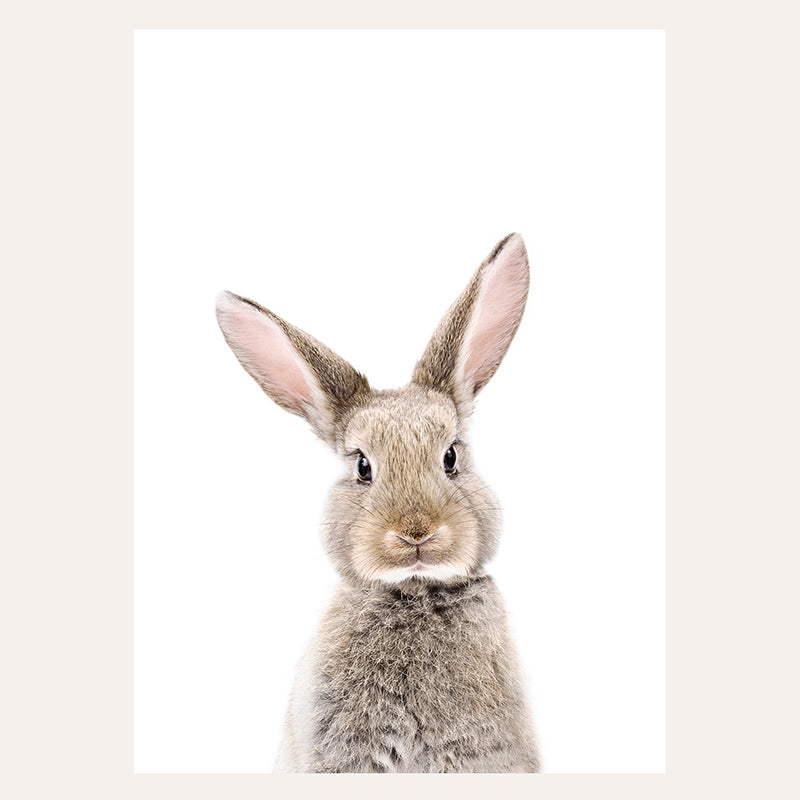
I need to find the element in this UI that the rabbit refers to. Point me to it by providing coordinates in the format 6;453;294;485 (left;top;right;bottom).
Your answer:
215;233;540;773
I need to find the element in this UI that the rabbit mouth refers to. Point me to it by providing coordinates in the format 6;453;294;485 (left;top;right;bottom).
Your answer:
406;551;431;568
401;547;447;571
388;526;465;574
395;540;438;566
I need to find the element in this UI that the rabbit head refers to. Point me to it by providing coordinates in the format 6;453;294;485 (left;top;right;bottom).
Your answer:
216;233;529;588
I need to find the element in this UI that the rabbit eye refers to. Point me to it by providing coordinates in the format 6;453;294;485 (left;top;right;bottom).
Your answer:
356;453;372;483
443;444;458;475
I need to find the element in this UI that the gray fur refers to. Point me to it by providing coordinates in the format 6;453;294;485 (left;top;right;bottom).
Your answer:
216;233;539;773
279;577;538;773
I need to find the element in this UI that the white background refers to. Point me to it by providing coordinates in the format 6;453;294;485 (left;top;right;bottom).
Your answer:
134;30;664;773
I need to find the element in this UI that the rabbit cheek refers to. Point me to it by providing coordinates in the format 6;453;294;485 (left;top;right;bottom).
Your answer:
437;519;482;577
349;522;396;584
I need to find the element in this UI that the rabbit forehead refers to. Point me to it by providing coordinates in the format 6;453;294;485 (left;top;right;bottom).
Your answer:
343;387;459;455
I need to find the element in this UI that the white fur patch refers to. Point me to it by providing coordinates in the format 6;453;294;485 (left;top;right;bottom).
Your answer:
376;561;469;585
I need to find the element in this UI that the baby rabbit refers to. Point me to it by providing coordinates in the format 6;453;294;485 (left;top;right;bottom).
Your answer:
216;233;539;773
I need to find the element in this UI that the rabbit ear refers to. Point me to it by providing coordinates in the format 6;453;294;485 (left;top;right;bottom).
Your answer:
216;291;370;444
412;233;529;410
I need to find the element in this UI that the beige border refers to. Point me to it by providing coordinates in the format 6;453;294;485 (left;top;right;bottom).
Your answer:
3;1;798;798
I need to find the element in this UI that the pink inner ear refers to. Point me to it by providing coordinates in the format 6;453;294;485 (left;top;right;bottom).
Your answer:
462;238;529;393
217;296;316;416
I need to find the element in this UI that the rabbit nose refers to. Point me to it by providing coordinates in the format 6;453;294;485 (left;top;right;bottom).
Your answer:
395;529;439;546
395;515;438;545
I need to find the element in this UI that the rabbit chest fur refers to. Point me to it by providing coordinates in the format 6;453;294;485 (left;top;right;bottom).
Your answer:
277;576;538;773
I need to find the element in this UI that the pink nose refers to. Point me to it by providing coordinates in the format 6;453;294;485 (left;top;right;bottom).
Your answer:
396;513;437;544
395;529;439;546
